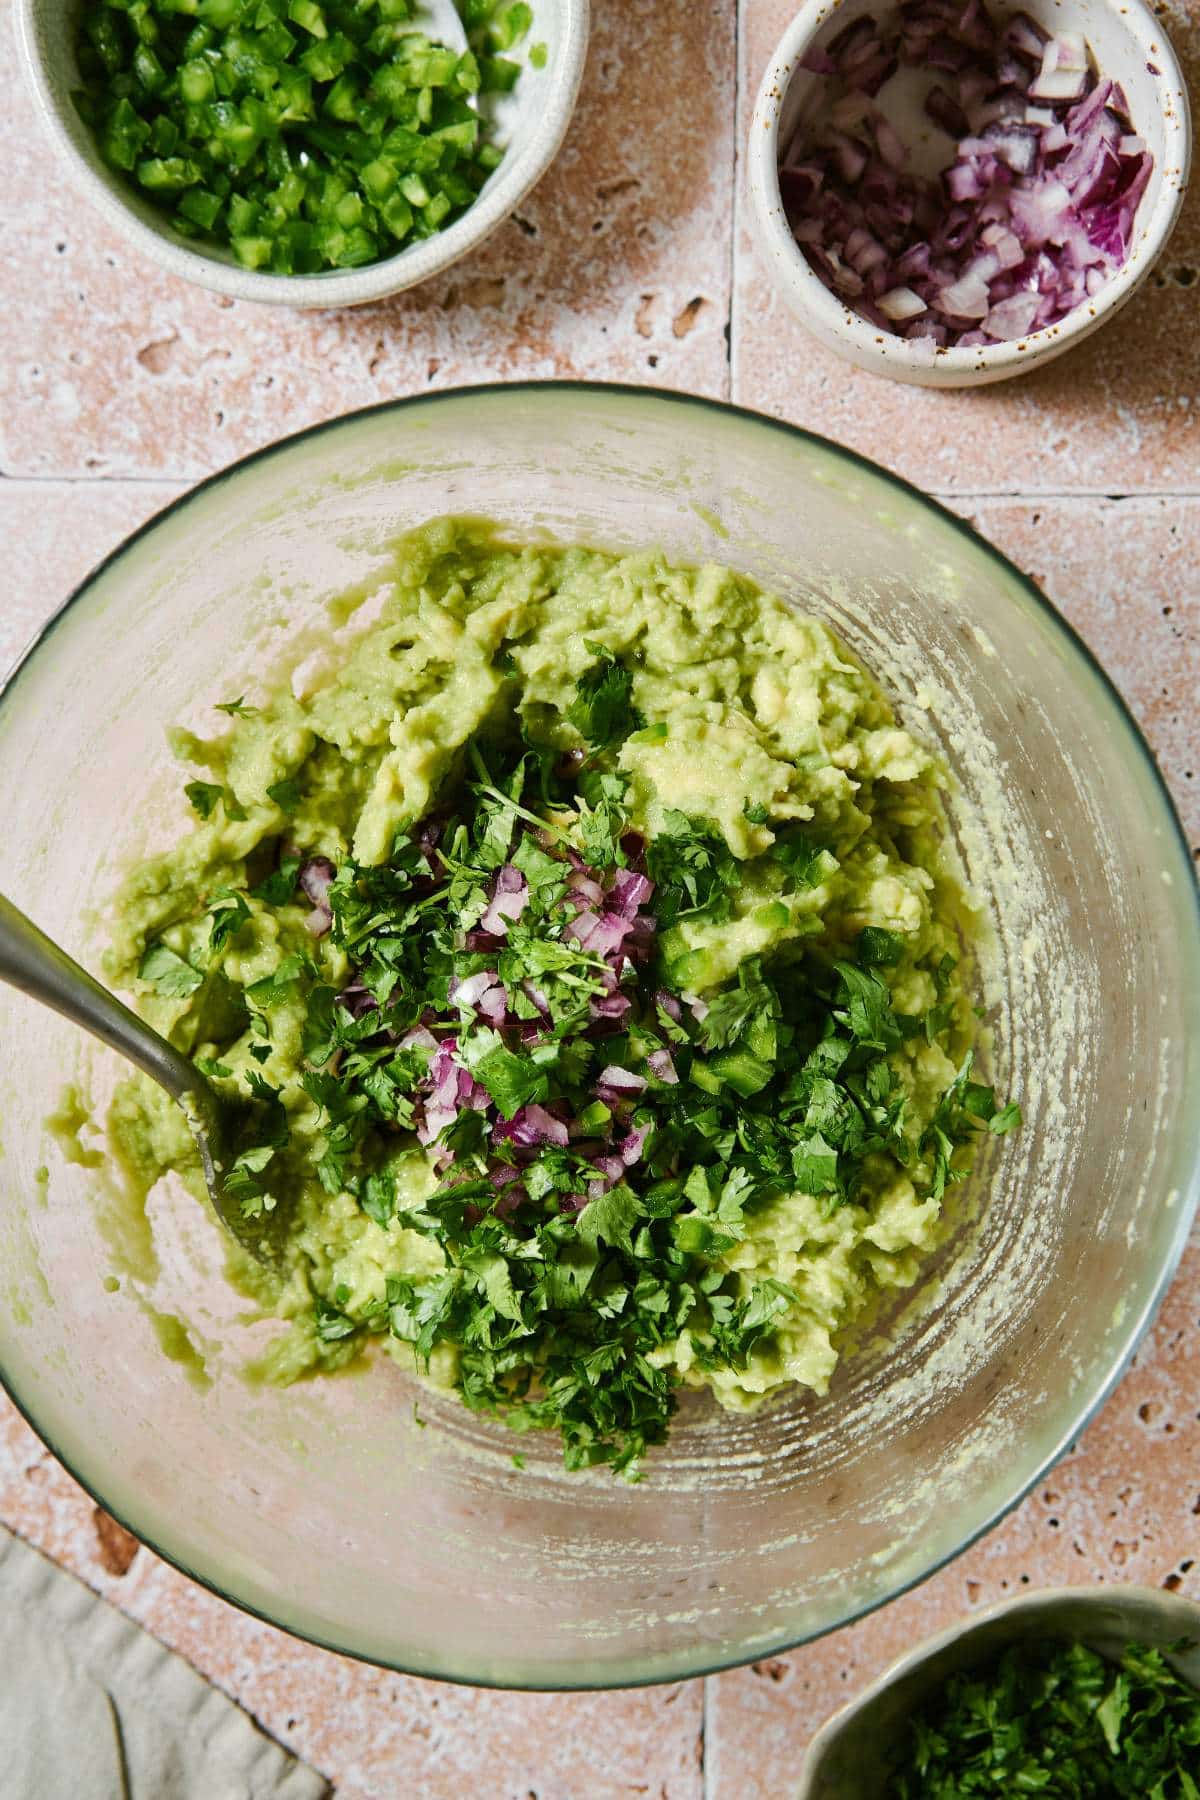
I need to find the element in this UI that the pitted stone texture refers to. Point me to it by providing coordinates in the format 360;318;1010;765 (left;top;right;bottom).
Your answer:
2;1;734;480
961;495;1200;850
733;0;1200;493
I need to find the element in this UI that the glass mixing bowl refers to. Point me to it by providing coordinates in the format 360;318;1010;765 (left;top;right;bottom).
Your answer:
1;386;1196;1688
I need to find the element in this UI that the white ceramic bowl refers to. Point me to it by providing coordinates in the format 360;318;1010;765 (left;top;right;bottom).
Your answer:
14;0;588;309
748;0;1191;386
800;1585;1200;1797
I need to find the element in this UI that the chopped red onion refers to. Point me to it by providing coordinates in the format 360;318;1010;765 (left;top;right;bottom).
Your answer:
521;977;550;1015
297;854;335;934
878;284;928;320
608;868;655;917
399;816;670;1210
647;1047;679;1085
451;969;504;1016
781;0;1153;348
298;855;335;907
595;1065;648;1105
505;1103;570;1149
619;1125;648;1166
565;868;606;908
565;909;631;957
478;864;530;936
590;990;633;1023
336;979;376;1019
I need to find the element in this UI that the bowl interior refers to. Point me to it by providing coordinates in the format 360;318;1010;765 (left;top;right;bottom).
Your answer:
754;0;1190;382
0;387;1197;1686
19;0;583;303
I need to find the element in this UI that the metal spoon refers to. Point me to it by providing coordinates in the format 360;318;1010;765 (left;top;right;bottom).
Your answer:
0;892;278;1264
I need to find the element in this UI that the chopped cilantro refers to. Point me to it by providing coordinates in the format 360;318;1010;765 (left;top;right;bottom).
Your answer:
184;780;224;820
461;1029;547;1119
207;887;251;955
314;1298;358;1343
566;643;643;747
245;953;308;1008
857;926;906;967
185;779;246;822
134;716;1018;1477
251;854;302;907
266;776;303;812
646;811;740;927
224;1144;277;1217
214;696;257;717
139;943;204;998
889;1636;1200;1797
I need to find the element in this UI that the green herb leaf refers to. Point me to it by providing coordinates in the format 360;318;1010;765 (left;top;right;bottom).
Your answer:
251;854;301;907
266;775;303;811
891;1637;1200;1797
245;952;307;1007
566;643;642;747
139;943;204;998
185;780;224;820
208;886;251;954
856;926;906;967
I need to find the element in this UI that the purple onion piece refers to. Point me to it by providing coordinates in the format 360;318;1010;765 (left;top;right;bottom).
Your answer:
337;981;377;1019
298;856;335;907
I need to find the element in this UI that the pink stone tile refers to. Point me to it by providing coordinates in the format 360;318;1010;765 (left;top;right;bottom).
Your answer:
960;496;1200;848
3;1;735;481
0;481;183;674
732;0;1200;493
706;1242;1200;1795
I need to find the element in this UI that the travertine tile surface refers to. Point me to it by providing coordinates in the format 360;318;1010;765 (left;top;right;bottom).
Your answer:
1;0;1198;1794
1;0;734;480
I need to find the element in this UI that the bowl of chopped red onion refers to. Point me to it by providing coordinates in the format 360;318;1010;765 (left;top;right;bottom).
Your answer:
748;0;1190;384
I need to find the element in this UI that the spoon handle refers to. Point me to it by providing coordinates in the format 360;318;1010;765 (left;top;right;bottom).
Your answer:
0;892;205;1108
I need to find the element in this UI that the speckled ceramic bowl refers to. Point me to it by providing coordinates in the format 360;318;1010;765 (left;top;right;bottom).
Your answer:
747;0;1191;386
14;0;588;309
800;1584;1200;1796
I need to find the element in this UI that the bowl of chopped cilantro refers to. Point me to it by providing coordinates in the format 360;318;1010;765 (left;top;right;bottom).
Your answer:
0;386;1196;1687
800;1585;1200;1797
15;0;587;304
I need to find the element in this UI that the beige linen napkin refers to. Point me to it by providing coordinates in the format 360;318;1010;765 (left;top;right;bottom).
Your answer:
0;1526;331;1800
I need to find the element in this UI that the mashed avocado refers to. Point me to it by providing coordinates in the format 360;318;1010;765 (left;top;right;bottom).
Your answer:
103;517;1016;1474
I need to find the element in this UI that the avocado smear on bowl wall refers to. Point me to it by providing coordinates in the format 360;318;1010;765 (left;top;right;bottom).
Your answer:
101;517;1019;1477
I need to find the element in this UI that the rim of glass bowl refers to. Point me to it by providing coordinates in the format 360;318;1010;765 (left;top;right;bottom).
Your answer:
1;382;1197;1691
